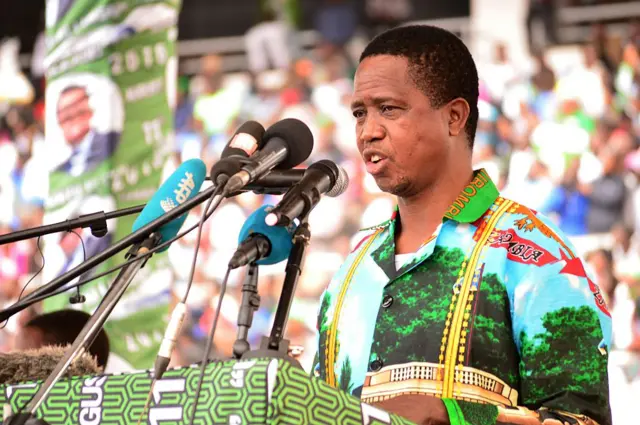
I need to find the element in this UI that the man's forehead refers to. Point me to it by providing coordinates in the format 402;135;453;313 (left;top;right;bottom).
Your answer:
354;57;412;89
352;66;414;106
356;55;410;76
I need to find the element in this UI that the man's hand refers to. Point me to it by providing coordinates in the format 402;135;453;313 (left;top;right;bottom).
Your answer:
371;394;448;425
371;395;577;425
498;406;574;425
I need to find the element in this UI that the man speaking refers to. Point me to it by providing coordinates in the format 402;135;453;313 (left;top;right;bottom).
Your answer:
313;26;611;425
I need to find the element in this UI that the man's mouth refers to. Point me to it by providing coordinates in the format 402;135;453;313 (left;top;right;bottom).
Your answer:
364;152;388;175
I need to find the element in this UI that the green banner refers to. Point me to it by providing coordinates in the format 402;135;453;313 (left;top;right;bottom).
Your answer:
43;0;181;369
0;359;415;425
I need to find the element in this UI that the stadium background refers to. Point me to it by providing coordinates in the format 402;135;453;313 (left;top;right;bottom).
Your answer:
1;1;639;424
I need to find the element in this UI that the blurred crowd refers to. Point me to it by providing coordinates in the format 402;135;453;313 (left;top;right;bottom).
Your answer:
1;2;640;423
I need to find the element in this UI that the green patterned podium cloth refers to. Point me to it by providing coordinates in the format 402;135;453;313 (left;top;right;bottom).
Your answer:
0;358;415;425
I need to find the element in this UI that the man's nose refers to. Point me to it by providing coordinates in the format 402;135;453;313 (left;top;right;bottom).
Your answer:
358;115;384;145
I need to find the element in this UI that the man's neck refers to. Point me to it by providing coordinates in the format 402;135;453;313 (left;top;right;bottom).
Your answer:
395;164;474;254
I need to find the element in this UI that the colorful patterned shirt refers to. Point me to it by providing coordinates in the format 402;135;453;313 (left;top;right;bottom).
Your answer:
314;169;612;425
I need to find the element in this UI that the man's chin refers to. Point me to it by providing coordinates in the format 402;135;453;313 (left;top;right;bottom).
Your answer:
373;177;411;197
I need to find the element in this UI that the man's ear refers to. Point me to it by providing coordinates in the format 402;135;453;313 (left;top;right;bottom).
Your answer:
446;98;470;137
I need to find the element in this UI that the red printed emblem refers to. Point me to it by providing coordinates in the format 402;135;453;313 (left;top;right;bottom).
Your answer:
488;229;559;266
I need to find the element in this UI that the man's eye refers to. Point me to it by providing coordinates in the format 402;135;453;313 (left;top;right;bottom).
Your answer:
381;105;395;113
353;110;365;119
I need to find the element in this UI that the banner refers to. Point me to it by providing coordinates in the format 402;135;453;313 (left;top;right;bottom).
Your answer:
0;359;414;425
42;0;181;370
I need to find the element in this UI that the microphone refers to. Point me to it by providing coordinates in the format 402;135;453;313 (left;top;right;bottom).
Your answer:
210;121;265;185
265;160;349;227
224;118;314;194
0;346;102;385
223;168;305;195
131;158;207;252
228;205;297;269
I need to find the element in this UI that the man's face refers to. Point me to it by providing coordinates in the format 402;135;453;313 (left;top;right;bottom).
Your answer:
351;55;452;197
57;88;93;145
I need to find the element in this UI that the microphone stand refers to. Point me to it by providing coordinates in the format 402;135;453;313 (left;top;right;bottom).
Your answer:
0;205;144;246
241;217;310;367
232;263;260;359
4;233;161;425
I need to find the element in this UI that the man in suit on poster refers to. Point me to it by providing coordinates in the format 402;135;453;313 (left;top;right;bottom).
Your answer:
54;85;119;177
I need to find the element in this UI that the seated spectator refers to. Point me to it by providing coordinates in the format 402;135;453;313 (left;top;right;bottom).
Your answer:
584;148;627;234
611;222;640;282
541;158;590;236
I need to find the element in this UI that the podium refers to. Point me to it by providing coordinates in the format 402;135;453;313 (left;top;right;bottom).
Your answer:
0;358;415;425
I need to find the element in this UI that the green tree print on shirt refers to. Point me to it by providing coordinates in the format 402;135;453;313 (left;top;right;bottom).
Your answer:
519;305;610;424
338;357;354;394
371;246;466;365
470;272;519;385
317;292;332;381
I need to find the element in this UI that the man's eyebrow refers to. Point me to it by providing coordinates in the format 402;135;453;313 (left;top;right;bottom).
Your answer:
350;99;365;110
350;96;403;110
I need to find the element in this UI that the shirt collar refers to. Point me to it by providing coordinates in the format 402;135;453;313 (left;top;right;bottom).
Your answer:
361;168;499;231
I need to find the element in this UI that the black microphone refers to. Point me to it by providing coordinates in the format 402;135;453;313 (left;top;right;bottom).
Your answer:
228;205;297;270
210;121;266;186
224;118;314;194
224;169;305;195
265;160;349;227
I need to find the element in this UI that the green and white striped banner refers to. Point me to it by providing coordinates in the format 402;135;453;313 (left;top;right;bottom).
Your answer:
43;0;181;370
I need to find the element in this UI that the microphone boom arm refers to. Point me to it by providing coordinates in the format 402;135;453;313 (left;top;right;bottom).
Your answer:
0;205;145;246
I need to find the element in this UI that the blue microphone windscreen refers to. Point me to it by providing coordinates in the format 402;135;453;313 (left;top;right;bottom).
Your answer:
238;205;296;265
132;158;207;252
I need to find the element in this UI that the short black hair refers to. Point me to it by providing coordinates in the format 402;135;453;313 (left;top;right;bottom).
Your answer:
57;85;89;112
59;85;87;97
360;25;479;148
25;309;110;368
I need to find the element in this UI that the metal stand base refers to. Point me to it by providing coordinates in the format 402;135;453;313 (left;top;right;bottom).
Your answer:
240;336;302;369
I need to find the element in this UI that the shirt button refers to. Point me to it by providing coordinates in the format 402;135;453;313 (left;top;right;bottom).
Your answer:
381;295;394;308
369;359;384;372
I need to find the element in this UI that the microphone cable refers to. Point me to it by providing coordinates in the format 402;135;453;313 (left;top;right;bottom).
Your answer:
188;266;232;425
66;230;87;304
152;183;223;380
0;236;45;331
136;183;225;425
